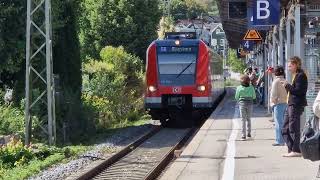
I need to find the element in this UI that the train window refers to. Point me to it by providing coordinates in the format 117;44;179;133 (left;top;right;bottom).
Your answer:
157;52;197;86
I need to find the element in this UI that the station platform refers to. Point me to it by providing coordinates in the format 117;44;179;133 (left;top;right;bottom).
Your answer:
160;90;320;180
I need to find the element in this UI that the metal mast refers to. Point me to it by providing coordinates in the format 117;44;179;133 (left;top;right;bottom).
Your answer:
25;0;56;145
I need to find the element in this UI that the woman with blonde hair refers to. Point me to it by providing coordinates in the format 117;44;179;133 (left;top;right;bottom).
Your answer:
281;56;308;157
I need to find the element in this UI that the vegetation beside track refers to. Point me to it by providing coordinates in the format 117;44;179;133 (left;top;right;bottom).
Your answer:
0;139;91;180
0;115;150;180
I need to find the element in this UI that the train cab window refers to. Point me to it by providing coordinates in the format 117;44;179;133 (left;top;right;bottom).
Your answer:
157;46;198;86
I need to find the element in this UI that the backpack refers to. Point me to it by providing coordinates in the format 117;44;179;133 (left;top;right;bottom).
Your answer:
300;115;320;161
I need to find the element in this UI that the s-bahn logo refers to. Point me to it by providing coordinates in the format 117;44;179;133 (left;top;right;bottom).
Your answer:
160;47;167;52
172;87;181;93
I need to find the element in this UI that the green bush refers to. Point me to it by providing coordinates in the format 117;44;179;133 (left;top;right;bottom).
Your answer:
0;138;90;173
0;141;90;180
82;46;145;130
31;144;60;160
0;105;24;135
0;140;61;170
227;49;247;73
0;153;65;180
0;139;34;168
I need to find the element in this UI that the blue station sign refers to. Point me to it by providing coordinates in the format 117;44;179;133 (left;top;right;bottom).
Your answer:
247;8;272;30
242;40;255;51
252;0;280;26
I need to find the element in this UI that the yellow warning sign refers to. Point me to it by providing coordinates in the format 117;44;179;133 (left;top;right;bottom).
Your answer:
243;29;262;41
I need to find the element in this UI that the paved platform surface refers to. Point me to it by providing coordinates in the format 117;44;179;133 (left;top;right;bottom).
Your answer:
160;89;319;180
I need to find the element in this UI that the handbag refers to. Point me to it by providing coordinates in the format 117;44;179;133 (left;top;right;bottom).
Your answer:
300;115;320;161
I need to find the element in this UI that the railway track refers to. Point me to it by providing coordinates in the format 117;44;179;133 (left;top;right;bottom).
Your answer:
68;91;225;180
74;127;196;180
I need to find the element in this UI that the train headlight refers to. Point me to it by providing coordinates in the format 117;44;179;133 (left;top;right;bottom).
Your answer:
148;86;157;92
175;40;180;46
197;85;206;92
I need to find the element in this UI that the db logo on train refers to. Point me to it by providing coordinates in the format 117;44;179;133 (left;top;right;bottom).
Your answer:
172;87;181;93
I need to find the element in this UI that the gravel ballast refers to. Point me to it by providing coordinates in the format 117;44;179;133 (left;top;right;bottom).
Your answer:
29;124;155;180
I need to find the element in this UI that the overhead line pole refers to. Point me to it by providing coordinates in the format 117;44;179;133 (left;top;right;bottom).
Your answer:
25;0;32;145
25;0;56;145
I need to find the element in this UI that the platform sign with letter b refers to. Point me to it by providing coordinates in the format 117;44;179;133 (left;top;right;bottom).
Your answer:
253;0;280;26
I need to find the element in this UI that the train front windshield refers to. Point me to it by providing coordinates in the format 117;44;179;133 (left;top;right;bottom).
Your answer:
157;46;198;86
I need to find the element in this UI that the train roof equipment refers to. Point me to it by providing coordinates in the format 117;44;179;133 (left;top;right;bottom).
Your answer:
164;32;197;40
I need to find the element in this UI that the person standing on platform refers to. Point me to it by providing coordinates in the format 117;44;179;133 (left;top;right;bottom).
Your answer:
312;90;320;178
235;75;256;141
313;91;320;129
270;66;287;146
244;67;257;86
281;56;308;157
257;69;265;105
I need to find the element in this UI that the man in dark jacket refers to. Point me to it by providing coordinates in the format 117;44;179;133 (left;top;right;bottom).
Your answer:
281;56;308;157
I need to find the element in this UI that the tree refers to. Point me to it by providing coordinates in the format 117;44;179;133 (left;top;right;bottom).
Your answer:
0;0;83;142
78;0;162;61
195;0;219;16
0;0;26;85
227;49;246;73
0;0;160;143
53;0;83;142
0;1;69;90
170;0;188;20
185;0;207;18
170;0;206;21
158;16;175;39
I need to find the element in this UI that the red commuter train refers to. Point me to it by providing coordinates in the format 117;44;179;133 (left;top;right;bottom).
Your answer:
144;32;225;126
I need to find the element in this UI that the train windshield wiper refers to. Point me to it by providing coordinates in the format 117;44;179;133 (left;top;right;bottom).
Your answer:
176;59;196;79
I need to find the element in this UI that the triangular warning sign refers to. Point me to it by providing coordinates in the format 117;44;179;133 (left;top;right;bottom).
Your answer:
243;29;262;41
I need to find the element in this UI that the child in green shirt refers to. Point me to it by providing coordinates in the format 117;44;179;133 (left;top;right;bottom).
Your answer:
235;75;256;140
